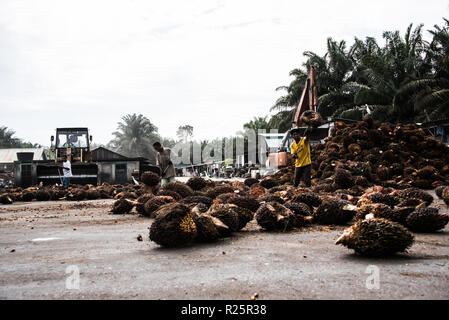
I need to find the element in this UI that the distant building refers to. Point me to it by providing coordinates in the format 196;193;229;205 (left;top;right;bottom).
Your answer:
92;147;151;185
12;147;159;187
0;148;47;173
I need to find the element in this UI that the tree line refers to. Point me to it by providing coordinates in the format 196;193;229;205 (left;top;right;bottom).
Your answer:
267;18;449;132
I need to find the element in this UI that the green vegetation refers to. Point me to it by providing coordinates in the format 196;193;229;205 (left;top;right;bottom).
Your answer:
107;113;161;162
269;18;449;131
0;126;41;148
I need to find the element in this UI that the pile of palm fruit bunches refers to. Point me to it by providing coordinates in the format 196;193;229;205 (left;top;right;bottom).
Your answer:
1;117;448;257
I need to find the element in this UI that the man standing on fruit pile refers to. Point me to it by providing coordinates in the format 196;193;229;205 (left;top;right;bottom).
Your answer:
291;128;312;188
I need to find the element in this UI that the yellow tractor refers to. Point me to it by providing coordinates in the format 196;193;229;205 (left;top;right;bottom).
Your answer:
14;128;98;187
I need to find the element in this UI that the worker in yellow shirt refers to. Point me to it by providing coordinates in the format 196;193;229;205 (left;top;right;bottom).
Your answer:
290;128;312;188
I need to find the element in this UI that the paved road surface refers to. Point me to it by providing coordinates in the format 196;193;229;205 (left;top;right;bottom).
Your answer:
0;197;448;300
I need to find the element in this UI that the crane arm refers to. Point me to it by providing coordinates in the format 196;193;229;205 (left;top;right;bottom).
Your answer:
293;67;317;127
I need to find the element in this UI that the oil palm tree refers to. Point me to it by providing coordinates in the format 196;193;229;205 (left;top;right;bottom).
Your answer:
350;24;427;121
0;126;39;148
271;38;357;127
109;114;160;162
0;126;20;148
394;18;449;121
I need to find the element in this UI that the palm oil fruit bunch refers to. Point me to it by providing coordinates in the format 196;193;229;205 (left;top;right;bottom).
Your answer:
205;184;235;199
157;189;182;201
334;169;354;189
186;177;208;191
435;186;447;199
207;203;240;232
111;198;135;214
259;178;279;190
67;188;87;201
406;208;449;233
255;202;296;231
36;189;51;201
181;195;214;208
258;194;285;204
336;218;414;257
86;189;100;200
192;213;223;243
244;178;259;188
314;199;356;225
292;192;322;209
300;110;324;128
143;196;175;218
160;182;194;198
136;193;154;215
140;171;160;188
229;205;254;231
149;203;197;247
399;188;434;206
225;195;260;213
0;193;13;205
438;187;449;205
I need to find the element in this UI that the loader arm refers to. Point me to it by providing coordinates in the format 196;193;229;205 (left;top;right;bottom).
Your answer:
293;67;318;127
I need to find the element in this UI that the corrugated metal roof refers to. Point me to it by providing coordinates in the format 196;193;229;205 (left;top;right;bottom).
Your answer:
91;147;128;161
0;148;46;163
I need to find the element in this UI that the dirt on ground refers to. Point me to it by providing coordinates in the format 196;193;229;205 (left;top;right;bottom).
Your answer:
0;195;448;300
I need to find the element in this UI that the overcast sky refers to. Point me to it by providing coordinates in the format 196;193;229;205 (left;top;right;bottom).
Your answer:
1;0;448;146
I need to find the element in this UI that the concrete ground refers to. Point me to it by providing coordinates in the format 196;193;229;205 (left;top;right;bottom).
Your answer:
0;196;448;300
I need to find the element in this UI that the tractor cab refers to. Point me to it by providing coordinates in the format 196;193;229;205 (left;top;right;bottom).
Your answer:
52;128;93;163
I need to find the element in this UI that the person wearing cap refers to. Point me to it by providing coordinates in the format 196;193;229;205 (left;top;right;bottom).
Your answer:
290;128;312;188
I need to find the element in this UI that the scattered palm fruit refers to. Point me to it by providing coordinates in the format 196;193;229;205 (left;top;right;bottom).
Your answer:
149;203;197;247
157;190;182;201
111;198;135;214
336;218;414;257
292;192;322;208
314;199;356;225
141;171;160;187
192;213;222;243
160;182;194;198
442;188;449;205
258;194;285;204
136;193;154;215
244;178;259;187
143;196;175;218
284;202;312;216
435;186;447;199
230;205;254;231
0;194;13;204
205;185;235;199
259;178;279;189
186;177;208;191
181;196;214;208
399;188;434;206
207;204;240;232
406;208;449;233
36;190;51;201
255;202;296;232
